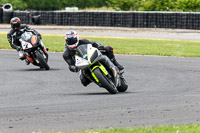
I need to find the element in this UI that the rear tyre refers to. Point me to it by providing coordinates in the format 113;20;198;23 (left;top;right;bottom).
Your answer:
35;51;50;70
117;77;128;92
93;68;117;94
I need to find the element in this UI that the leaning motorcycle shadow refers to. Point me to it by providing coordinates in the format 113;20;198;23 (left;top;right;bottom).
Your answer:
69;91;134;96
74;92;110;95
17;68;61;71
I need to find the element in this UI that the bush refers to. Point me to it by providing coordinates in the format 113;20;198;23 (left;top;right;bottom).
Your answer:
63;0;108;9
0;0;27;10
176;0;200;12
106;0;141;11
2;0;200;12
139;0;176;11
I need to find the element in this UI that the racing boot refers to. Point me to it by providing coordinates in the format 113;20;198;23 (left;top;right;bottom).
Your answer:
25;59;30;65
103;46;124;71
80;71;91;87
81;77;91;87
18;50;26;60
111;58;124;71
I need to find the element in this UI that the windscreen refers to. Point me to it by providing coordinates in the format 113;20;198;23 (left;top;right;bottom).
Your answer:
77;44;88;60
21;32;34;42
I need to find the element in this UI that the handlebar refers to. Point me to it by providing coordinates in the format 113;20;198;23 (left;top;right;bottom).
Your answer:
23;29;34;33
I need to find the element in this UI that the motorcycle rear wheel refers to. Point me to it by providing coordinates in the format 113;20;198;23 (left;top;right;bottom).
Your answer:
35;51;50;70
117;77;128;92
93;68;117;94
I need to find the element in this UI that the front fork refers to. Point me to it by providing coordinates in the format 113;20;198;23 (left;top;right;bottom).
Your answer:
38;40;48;62
90;64;109;83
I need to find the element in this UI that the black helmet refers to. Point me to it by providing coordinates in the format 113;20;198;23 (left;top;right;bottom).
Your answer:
10;17;21;30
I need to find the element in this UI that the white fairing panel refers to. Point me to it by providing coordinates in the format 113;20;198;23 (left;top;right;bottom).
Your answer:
87;44;96;52
75;55;89;69
20;40;33;50
87;44;97;63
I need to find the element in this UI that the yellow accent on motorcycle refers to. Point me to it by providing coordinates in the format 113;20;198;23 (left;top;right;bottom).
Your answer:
92;72;99;82
31;35;37;45
91;65;108;83
99;65;108;75
87;52;92;64
92;65;108;75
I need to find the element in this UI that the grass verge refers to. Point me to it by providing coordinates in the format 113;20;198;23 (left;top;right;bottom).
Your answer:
33;124;200;133
75;124;200;133
1;33;200;57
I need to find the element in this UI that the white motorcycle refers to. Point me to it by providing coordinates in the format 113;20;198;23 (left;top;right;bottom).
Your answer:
19;30;50;70
75;44;128;94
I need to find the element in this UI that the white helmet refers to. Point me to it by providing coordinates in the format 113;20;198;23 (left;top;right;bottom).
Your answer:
65;30;79;50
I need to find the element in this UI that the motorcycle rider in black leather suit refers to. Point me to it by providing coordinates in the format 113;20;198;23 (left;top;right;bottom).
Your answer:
63;30;124;86
7;17;42;65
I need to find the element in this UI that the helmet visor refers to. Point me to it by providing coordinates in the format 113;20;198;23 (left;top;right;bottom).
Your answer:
12;23;20;29
66;38;78;45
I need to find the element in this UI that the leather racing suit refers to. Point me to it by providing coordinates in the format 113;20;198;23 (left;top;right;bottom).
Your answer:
7;24;42;51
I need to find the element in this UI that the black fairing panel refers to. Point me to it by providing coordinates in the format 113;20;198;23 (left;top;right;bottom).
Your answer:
90;50;98;63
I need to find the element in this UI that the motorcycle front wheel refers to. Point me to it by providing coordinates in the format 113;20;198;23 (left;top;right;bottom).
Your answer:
35;51;50;70
93;68;117;94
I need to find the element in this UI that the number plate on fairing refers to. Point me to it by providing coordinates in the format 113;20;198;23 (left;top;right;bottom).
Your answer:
21;41;33;50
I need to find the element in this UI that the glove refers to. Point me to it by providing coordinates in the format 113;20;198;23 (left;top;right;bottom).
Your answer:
23;28;27;32
97;45;105;50
38;35;42;40
69;65;79;72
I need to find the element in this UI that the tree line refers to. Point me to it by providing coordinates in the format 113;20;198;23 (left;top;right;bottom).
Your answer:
1;0;200;12
108;0;200;12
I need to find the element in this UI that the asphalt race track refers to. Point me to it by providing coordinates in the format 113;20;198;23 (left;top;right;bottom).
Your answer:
1;50;200;133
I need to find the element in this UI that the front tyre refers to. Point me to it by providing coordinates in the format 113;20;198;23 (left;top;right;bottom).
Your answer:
93;68;117;94
35;51;50;70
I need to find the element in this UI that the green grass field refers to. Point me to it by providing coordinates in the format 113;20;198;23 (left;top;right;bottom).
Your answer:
1;33;200;57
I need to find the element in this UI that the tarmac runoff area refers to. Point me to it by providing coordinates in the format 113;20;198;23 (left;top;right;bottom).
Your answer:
1;50;200;133
1;24;200;41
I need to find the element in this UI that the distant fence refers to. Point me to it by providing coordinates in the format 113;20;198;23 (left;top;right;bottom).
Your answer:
1;10;200;30
0;8;3;23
